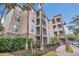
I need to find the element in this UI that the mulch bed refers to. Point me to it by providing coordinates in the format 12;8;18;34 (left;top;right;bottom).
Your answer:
43;45;60;54
11;50;26;56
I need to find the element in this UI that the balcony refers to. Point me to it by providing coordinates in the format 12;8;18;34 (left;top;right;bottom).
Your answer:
54;31;58;36
36;27;40;34
43;27;47;35
43;32;47;35
37;12;40;17
56;18;61;23
52;20;55;24
42;19;46;27
36;18;40;25
58;24;62;29
43;37;47;44
59;31;64;38
53;25;56;30
42;16;46;21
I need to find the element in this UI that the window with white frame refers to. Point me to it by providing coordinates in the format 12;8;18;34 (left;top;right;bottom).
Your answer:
31;13;35;23
12;25;18;32
31;25;34;32
32;16;34;23
15;16;21;22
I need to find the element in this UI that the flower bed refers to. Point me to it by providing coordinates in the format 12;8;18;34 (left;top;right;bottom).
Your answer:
65;45;73;53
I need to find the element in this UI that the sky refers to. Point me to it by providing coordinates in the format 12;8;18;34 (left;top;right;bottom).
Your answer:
42;3;79;24
0;3;79;24
40;3;79;34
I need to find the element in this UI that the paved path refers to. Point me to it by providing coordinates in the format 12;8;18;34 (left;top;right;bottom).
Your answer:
56;45;79;56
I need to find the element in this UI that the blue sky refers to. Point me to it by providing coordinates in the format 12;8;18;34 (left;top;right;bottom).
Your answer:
42;3;79;24
0;5;4;14
0;3;79;24
35;3;79;24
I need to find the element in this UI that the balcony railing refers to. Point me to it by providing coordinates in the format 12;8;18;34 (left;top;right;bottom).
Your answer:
56;18;61;23
42;19;46;27
36;31;40;34
43;32;47;35
37;12;40;17
36;18;40;25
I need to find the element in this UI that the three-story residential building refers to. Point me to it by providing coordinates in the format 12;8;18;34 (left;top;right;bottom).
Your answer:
52;14;66;44
2;5;37;43
36;9;48;49
0;4;66;49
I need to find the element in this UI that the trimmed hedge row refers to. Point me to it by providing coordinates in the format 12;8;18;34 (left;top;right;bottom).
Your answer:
0;36;26;52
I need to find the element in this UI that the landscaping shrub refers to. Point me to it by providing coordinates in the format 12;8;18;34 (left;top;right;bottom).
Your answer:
27;37;33;50
0;36;26;52
65;45;73;53
0;36;11;52
11;36;26;51
24;50;33;56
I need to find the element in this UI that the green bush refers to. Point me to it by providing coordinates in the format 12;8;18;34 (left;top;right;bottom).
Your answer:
0;36;26;52
11;36;26;51
0;36;11;52
27;37;33;50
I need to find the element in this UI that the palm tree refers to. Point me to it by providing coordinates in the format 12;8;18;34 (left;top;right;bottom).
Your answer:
0;3;17;31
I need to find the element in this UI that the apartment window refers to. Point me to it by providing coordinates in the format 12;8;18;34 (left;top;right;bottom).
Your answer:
58;24;62;28
12;25;18;32
52;20;55;24
36;18;40;25
56;18;61;22
37;12;40;17
32;17;34;23
42;14;46;21
43;37;47;44
54;31;57;36
15;16;21;22
31;29;34;32
59;31;63;36
42;20;46;27
53;25;56;29
31;26;34;32
43;27;47;35
36;27;40;34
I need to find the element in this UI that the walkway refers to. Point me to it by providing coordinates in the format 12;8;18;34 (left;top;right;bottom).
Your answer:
56;45;79;56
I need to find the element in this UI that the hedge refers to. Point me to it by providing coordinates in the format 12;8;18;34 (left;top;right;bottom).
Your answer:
0;36;26;52
0;37;11;52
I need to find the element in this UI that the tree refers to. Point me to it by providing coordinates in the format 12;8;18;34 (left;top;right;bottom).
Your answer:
0;3;17;31
69;16;79;41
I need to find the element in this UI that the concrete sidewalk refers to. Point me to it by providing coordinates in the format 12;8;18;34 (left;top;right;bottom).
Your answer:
56;45;79;56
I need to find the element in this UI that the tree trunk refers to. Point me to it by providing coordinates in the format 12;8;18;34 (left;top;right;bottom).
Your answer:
25;10;30;50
